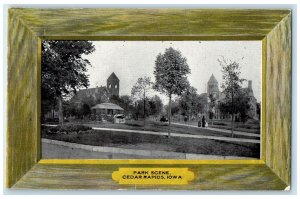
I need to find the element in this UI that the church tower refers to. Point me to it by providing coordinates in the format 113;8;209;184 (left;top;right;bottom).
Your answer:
207;74;219;99
107;72;119;97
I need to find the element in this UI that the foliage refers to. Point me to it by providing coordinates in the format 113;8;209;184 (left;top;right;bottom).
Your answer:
153;47;190;97
219;88;253;123
256;102;261;120
110;95;135;115
234;90;251;122
153;47;190;134
43;124;92;134
42;41;95;98
131;76;153;126
63;101;91;119
219;58;246;135
148;95;163;116
164;99;180;116
80;104;91;117
178;86;203;119
198;94;208;114
131;76;152;100
42;41;95;125
134;99;150;118
220;61;246;100
133;95;163;118
208;93;217;119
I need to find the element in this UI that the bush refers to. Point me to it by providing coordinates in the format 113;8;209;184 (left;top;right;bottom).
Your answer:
246;120;260;125
44;118;59;124
236;124;260;130
44;124;92;134
44;118;69;124
62;124;92;132
212;122;227;126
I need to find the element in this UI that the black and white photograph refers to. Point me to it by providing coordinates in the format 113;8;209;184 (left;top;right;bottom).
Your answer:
41;40;262;160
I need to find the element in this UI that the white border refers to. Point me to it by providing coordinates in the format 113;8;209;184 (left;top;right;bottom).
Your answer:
1;1;298;199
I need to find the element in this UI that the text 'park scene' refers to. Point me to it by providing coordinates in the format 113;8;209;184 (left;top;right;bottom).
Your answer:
41;41;262;159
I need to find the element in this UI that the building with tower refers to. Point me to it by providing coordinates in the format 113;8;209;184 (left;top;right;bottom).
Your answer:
200;74;258;120
207;74;220;99
70;72;120;108
107;72;120;97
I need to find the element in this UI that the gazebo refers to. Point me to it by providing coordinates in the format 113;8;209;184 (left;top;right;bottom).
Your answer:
91;103;124;116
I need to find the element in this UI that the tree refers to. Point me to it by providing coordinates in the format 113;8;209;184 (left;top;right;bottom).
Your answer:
198;94;208;115
110;95;135;116
131;76;152;128
80;104;91;118
165;98;180;117
256;102;261;120
148;95;163;117
219;87;257;123
208;93;217;125
220;89;250;123
63;100;78;118
236;89;252;122
219;59;246;137
153;47;190;136
42;41;95;126
179;86;201;120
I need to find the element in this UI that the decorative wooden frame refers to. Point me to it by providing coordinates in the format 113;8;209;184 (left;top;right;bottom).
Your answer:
6;8;291;190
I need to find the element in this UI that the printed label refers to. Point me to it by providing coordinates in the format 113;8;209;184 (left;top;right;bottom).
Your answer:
112;168;194;185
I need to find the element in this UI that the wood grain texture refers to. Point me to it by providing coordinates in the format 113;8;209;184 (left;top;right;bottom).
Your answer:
265;13;291;185
13;163;287;190
7;9;40;188
6;8;291;189
10;8;289;37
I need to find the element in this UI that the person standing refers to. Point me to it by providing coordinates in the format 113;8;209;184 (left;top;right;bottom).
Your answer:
184;115;188;123
202;116;206;128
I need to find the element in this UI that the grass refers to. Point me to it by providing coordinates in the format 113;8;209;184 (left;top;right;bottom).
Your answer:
175;119;261;134
71;120;260;140
42;123;260;158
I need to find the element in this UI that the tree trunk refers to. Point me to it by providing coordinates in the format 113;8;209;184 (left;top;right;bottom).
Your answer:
143;92;146;130
231;113;234;137
135;101;138;120
231;93;234;137
168;94;172;137
58;95;64;126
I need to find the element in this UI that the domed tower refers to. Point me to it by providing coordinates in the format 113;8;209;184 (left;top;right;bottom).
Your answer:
107;72;119;97
207;74;219;99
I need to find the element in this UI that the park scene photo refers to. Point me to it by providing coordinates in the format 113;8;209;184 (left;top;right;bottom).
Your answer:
41;40;262;159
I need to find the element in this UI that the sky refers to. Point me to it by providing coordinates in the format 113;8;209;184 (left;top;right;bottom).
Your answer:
83;41;262;105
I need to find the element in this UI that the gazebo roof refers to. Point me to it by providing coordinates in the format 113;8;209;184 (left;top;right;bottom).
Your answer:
91;103;124;111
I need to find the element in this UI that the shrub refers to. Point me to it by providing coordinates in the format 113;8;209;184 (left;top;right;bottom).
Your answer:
61;124;92;132
212;122;227;126
43;124;92;134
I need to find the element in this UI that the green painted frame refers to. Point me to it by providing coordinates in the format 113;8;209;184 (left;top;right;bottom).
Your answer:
6;8;291;190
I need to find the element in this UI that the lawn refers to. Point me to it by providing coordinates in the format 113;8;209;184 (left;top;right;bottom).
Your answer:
174;119;261;134
68;119;260;140
42;124;260;158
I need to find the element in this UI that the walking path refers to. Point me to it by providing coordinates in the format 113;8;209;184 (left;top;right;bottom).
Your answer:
42;138;253;160
92;127;260;144
172;122;261;138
